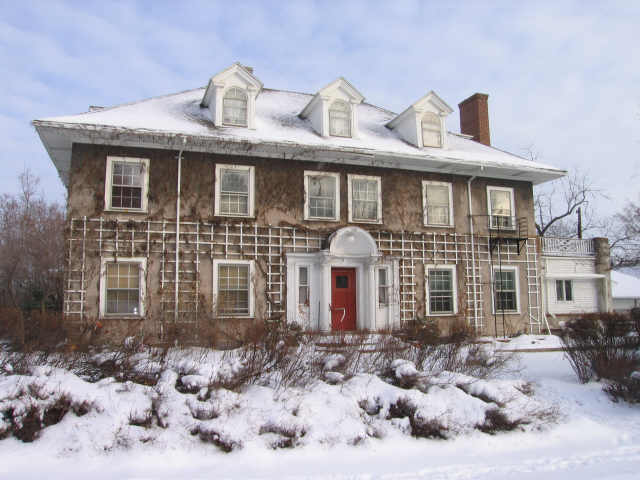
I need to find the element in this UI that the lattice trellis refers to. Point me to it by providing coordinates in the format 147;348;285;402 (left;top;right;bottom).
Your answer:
65;217;543;334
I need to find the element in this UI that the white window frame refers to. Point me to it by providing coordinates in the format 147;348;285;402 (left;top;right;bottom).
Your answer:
422;180;454;227
348;174;382;224
104;156;150;213
556;279;574;302
304;171;340;222
328;99;352;138
222;87;248;127
421;112;442;148
212;259;255;318
99;257;147;318
297;264;311;308
377;266;392;307
487;186;516;230
425;264;458;316
491;265;520;314
214;164;255;218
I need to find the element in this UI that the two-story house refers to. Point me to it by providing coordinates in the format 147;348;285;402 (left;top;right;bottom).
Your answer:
33;63;566;343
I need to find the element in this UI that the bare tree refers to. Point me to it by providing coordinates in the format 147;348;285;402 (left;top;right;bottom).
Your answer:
0;170;65;310
531;150;603;237
608;197;640;268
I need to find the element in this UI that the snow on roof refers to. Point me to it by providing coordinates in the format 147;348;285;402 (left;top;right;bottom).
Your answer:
34;87;566;186
611;270;640;299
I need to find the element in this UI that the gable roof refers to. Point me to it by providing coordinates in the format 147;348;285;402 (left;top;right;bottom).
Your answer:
387;91;453;129
33;86;566;187
201;62;263;107
299;77;365;118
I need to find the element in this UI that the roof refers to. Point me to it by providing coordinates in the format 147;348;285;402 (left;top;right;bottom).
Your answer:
611;270;640;299
32;86;566;187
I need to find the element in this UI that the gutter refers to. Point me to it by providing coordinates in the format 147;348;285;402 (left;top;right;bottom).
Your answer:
174;137;187;323
467;175;478;331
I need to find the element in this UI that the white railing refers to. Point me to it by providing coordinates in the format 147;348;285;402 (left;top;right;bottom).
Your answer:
541;237;595;257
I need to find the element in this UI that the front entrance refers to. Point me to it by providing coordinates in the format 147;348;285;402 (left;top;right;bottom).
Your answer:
331;268;357;330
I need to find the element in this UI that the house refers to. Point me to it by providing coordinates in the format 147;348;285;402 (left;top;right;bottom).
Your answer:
539;236;612;328
611;270;640;312
33;62;567;343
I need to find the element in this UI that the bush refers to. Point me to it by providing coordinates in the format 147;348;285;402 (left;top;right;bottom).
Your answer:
560;313;640;403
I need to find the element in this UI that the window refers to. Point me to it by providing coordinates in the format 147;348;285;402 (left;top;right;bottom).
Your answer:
556;280;573;302
423;181;453;226
214;260;254;317
378;268;391;306
426;265;457;315
421;112;442;148
215;164;254;217
222;87;248;126
493;267;519;313
298;266;310;306
348;175;382;223
105;157;149;212
99;257;146;317
329;100;351;137
304;171;340;221
487;186;515;230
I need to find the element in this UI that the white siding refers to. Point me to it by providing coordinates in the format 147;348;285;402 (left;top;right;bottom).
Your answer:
546;258;596;275
546;278;600;314
613;298;640;312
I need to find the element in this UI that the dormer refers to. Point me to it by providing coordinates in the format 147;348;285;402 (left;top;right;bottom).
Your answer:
299;77;365;138
201;63;263;130
386;91;453;149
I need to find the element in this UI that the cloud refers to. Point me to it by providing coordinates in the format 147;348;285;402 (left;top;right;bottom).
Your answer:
2;0;639;214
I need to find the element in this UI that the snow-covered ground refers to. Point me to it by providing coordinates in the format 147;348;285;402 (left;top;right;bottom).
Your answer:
1;338;640;479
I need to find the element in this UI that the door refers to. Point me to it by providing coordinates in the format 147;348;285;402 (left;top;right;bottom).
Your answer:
331;268;357;330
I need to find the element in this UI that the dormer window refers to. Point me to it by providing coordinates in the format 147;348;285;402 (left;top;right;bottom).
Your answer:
421;112;442;148
223;87;248;127
329;100;351;137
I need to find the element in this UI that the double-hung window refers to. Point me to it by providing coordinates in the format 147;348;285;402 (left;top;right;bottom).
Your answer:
329;100;351;137
222;87;248;127
105;157;149;212
423;181;453;227
100;257;146;317
298;266;310;307
556;280;573;302
304;171;340;221
215;164;255;217
426;265;457;315
214;260;253;317
493;266;519;313
421;112;442;148
348;174;382;223
487;186;515;230
378;267;391;306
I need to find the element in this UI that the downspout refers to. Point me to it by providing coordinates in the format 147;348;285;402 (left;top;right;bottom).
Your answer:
174;137;186;323
467;176;478;332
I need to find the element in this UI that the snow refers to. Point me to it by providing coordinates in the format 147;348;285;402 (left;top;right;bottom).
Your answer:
612;270;640;299
2;341;640;478
37;87;563;175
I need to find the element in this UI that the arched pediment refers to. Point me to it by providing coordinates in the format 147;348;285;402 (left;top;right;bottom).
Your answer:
328;226;379;257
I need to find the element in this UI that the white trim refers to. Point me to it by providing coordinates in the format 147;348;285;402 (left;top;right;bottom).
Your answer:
422;180;454;227
104;156;149;213
348;174;382;224
297;264;311;307
425;264;458;316
545;273;606;279
556;279;574;302
304;171;340;221
212;259;255;318
377;265;391;307
491;265;521;314
214;164;255;218
99;257;147;318
487;186;516;230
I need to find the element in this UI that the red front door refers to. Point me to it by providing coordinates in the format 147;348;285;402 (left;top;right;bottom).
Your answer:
331;268;357;331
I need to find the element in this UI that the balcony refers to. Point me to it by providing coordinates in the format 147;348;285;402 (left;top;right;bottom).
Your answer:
541;237;595;257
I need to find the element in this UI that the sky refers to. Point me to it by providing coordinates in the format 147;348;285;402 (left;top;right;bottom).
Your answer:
1;0;639;216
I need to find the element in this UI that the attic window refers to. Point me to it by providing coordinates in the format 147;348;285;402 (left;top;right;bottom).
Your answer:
223;87;248;127
329;100;351;137
421;112;442;148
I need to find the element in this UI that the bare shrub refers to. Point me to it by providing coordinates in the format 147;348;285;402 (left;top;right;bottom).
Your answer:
560;313;640;403
190;425;241;452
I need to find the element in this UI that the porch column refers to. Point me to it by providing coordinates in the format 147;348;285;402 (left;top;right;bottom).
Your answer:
319;255;332;331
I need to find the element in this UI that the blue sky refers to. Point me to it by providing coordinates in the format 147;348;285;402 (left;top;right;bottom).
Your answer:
2;0;639;215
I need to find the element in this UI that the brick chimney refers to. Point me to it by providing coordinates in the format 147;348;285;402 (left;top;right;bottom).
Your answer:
458;93;490;146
